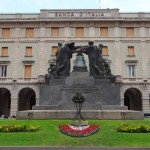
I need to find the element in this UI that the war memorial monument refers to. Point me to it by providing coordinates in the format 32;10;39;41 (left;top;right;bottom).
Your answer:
17;41;144;120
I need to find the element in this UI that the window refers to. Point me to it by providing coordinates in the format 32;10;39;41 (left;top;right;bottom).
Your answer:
1;47;8;57
51;27;59;37
0;65;7;77
128;65;135;77
100;27;108;36
51;46;58;56
24;65;32;78
102;46;108;56
126;27;134;37
128;46;135;56
2;28;10;38
25;47;32;57
25;28;34;37
76;27;84;37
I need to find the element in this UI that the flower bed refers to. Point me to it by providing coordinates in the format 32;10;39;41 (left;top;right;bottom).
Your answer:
0;124;39;132
59;125;99;137
116;123;150;133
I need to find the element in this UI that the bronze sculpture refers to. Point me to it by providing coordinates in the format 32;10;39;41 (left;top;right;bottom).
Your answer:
72;92;85;121
46;41;116;83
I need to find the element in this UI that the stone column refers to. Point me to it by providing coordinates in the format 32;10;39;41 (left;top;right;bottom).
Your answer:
142;99;150;112
120;86;125;106
10;88;18;116
35;87;40;106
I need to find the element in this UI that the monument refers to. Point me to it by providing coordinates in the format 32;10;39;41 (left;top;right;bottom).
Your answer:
17;41;144;120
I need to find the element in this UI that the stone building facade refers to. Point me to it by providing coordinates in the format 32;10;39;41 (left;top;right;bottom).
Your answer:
0;9;150;116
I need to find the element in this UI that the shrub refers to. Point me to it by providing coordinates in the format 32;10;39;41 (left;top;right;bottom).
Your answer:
0;124;39;132
116;123;150;133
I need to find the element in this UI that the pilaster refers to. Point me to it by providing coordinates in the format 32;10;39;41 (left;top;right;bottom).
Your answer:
141;41;148;79
114;41;121;75
40;22;45;37
12;42;19;79
10;89;18;116
38;41;46;76
64;27;70;37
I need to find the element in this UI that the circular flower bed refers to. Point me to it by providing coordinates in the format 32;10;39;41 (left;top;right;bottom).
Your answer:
59;125;99;137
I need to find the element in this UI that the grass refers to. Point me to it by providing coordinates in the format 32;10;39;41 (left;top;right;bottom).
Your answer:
0;119;149;147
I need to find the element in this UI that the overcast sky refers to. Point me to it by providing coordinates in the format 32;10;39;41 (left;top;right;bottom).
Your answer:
0;0;149;13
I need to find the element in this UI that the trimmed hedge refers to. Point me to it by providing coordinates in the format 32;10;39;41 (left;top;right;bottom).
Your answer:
0;124;39;132
116;123;150;133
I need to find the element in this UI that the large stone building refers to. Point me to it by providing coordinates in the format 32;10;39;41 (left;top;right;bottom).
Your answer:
0;9;150;117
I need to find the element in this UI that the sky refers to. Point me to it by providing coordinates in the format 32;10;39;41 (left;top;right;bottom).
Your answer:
0;0;149;13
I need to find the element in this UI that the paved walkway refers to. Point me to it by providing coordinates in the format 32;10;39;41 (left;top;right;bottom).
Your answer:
0;147;149;150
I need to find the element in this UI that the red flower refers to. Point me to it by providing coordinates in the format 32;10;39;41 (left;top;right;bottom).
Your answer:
59;125;99;137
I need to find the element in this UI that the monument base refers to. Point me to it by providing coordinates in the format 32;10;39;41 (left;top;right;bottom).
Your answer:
16;110;144;120
38;72;122;110
17;72;144;120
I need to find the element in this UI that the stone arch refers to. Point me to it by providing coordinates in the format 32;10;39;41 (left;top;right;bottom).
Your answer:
124;88;142;111
0;88;11;117
18;88;36;111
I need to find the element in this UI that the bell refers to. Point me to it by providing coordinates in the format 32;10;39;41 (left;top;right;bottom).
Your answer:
73;53;87;72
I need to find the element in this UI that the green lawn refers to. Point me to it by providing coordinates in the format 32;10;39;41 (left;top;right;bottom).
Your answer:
0;119;149;147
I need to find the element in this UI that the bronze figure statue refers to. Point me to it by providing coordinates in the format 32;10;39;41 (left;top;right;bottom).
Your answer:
46;41;116;83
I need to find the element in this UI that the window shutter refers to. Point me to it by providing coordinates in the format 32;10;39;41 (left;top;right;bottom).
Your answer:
76;27;84;37
100;27;108;36
126;27;134;37
51;46;58;56
128;46;135;56
2;28;10;38
1;47;8;56
25;47;32;56
51;27;59;37
26;28;34;37
24;65;31;78
102;46;108;56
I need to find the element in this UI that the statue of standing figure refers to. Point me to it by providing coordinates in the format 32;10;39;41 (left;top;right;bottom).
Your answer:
81;41;116;82
47;42;77;78
82;41;103;77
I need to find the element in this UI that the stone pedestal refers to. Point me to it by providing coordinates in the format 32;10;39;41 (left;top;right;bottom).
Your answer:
17;71;144;120
33;72;124;110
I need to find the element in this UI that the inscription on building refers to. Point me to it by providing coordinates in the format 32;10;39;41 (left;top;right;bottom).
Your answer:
62;84;98;93
47;11;113;18
55;12;104;18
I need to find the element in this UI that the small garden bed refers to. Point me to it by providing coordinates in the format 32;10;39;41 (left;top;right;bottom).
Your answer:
116;122;150;133
59;124;99;137
0;124;39;132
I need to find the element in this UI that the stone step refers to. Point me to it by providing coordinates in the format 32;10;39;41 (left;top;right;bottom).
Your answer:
16;110;144;120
